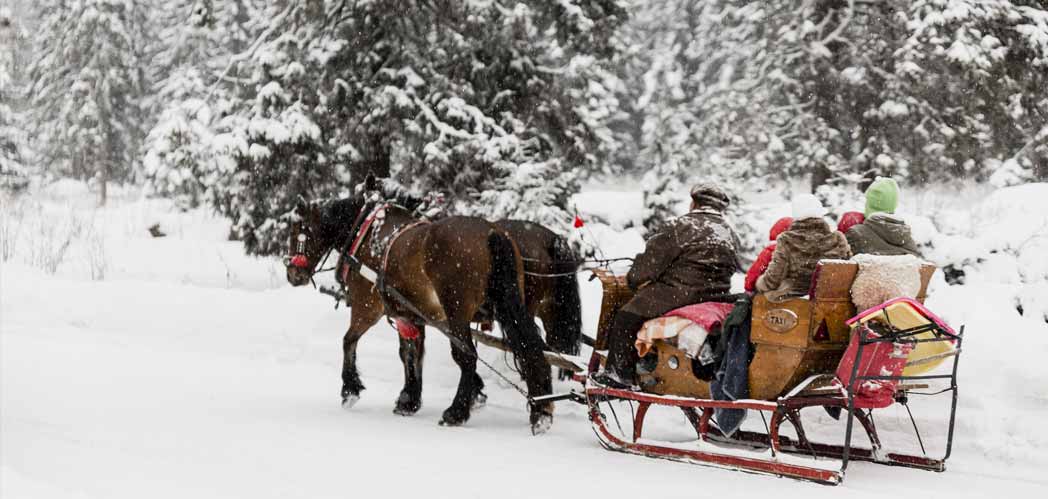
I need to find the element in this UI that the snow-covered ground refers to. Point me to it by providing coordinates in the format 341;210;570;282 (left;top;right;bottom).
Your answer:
3;183;1047;498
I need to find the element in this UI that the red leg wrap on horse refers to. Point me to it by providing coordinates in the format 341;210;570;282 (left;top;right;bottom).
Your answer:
394;319;420;340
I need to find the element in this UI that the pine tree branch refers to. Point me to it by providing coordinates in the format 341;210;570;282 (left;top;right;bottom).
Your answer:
197;3;298;111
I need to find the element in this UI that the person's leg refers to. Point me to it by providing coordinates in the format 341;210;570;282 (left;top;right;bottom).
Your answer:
600;309;649;385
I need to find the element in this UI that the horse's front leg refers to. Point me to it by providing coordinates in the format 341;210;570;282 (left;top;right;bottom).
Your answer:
393;322;426;416
341;299;383;409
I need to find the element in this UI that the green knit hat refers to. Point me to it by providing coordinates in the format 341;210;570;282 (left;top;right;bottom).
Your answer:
864;176;899;217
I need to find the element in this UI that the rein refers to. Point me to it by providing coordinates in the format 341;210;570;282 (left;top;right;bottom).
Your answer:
520;256;634;278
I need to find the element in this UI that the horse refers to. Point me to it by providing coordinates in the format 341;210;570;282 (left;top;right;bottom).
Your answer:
285;192;555;434
371;189;584;357
488;220;582;358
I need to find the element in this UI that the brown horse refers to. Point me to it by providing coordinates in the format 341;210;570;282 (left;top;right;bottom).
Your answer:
381;191;584;356
286;194;554;434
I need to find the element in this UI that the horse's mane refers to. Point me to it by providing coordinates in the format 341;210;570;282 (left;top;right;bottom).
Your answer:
321;197;364;239
378;182;427;212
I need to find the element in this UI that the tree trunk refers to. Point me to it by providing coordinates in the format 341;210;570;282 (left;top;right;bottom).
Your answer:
351;134;391;181
98;163;108;207
810;165;833;193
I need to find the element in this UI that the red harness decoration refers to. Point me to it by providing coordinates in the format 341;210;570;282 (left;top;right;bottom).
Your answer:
339;204;387;284
349;204;386;256
393;318;421;340
289;254;309;268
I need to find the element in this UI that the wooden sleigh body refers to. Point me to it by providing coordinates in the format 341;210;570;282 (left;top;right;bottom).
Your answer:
584;261;962;485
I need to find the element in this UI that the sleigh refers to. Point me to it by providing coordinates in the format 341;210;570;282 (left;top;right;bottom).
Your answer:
584;261;963;485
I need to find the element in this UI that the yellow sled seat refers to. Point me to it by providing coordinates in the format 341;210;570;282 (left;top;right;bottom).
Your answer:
849;298;956;376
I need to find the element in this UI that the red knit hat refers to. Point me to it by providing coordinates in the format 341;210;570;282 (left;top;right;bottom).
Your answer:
769;217;793;241
837;211;865;234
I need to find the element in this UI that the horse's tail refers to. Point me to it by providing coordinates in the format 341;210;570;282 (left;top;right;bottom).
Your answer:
486;231;540;343
545;236;582;355
486;230;551;373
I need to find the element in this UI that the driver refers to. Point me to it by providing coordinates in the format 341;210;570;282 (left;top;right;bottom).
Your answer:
594;183;740;388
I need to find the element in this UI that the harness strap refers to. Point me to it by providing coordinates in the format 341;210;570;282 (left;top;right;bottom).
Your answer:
339;203;386;284
380;220;430;278
349;204;387;257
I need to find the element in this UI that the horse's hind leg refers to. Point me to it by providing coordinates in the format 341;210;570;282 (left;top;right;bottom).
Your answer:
438;320;480;427
394;323;426;416
487;233;554;434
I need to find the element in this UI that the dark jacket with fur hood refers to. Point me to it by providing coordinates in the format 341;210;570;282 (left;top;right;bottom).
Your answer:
756;217;851;296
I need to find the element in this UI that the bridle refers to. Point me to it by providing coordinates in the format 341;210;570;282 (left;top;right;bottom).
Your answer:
284;197;379;288
283;221;337;287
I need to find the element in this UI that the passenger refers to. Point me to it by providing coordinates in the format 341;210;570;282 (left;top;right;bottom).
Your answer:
744;217;793;293
845;177;921;257
837;211;865;234
756;195;851;296
595;183;740;388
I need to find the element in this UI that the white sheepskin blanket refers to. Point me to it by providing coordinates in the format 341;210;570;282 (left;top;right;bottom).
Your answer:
850;254;923;312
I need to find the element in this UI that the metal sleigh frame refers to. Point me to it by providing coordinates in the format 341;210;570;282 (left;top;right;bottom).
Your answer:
583;318;964;485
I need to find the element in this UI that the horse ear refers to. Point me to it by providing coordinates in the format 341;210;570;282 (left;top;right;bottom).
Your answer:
293;196;308;217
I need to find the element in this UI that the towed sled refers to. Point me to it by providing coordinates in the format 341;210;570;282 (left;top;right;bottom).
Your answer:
583;261;963;485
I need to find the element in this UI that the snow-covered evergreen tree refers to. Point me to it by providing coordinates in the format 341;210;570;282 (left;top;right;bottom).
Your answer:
0;7;28;191
618;0;776;240
204;0;627;255
26;0;149;204
624;0;1048;210
142;0;262;208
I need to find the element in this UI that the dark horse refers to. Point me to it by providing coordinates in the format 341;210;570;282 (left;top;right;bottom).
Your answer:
491;220;582;356
286;193;555;434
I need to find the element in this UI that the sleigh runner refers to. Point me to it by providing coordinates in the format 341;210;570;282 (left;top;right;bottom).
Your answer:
583;261;962;485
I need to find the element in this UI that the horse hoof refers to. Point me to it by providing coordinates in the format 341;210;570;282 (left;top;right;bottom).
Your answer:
439;408;469;427
393;395;421;416
530;413;553;436
393;406;418;416
341;394;360;410
471;391;488;410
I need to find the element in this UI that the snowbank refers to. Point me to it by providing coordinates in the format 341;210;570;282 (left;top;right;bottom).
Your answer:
2;185;284;290
3;182;1048;498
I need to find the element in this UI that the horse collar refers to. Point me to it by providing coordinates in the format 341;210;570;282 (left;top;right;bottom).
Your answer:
347;203;388;258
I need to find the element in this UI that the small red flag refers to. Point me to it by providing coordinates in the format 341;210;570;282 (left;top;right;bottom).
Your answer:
573;215;584;228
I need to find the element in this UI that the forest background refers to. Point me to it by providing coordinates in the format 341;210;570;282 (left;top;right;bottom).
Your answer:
2;0;1047;256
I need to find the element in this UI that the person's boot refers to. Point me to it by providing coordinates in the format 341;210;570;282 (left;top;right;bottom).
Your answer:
590;369;634;389
592;311;645;389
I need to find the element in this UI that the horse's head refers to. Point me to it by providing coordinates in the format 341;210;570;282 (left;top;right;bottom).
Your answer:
285;197;366;287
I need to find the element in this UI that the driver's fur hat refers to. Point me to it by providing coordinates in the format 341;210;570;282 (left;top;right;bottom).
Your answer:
690;183;730;212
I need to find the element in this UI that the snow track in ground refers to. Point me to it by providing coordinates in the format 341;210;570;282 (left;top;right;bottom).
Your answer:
3;188;1047;498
